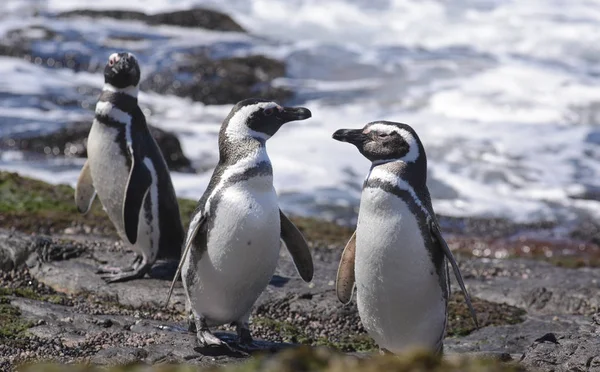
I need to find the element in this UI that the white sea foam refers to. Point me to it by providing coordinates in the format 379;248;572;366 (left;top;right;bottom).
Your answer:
1;0;600;226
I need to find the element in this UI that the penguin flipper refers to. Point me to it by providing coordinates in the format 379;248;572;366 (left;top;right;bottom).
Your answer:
165;212;206;308
430;221;479;329
279;210;314;282
336;231;357;304
122;145;152;245
74;160;96;215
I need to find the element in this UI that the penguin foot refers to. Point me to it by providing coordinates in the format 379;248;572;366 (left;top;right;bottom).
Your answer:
196;329;228;348
235;325;253;346
99;266;149;283
188;316;197;333
98;255;150;283
194;317;227;348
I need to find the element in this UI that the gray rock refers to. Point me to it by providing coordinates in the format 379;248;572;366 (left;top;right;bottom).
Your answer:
140;54;291;105
519;331;600;371
57;8;245;32
461;258;600;315
1;121;194;173
0;230;86;271
4;229;600;371
445;314;589;355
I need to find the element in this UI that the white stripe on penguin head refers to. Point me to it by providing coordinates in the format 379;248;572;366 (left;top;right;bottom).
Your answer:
225;102;281;141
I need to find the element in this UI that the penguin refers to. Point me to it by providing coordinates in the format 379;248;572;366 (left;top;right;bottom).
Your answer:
332;121;478;354
165;98;314;349
162;98;313;347
75;52;185;283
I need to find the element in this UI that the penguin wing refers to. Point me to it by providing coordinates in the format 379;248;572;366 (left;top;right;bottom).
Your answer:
74;160;96;215
280;210;314;282
122;118;153;245
430;221;479;329
165;212;206;307
335;231;357;304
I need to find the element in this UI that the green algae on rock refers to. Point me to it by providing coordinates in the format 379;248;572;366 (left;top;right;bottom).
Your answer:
0;171;354;248
0;301;33;339
0;171;114;235
447;293;526;337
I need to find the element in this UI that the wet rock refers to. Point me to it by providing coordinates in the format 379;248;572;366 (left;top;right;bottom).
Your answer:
1;121;194;173
1;26;92;72
147;125;194;173
461;258;600;315
141;54;291;105
5;212;600;370
519;327;600;371
0;230;86;271
444;313;588;355
58;8;245;33
1;24;289;105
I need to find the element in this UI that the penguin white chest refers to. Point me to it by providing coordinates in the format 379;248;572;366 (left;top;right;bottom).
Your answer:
189;175;281;325
355;187;446;353
86;121;131;231
87;120;159;260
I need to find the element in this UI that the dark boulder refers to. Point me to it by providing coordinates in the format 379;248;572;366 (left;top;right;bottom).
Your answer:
57;8;245;32
141;54;291;105
1;121;193;173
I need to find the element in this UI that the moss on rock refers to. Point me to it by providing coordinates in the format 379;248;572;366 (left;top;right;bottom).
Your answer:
0;171;353;249
289;216;354;247
447;293;526;337
0;301;33;339
0;171;114;235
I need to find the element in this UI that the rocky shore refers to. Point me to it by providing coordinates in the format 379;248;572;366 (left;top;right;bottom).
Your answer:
1;5;600;371
0;172;599;371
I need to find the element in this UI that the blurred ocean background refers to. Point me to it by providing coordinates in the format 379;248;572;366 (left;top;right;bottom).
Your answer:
1;0;600;234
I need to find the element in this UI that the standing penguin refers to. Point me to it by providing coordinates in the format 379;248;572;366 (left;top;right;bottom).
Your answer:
332;121;478;354
166;98;314;348
75;52;185;283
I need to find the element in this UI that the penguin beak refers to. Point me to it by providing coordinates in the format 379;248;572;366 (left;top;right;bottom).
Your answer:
115;55;132;72
332;129;368;147
279;107;312;123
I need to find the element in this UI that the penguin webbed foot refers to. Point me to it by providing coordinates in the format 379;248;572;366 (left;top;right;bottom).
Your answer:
234;322;255;347
196;329;228;348
194;317;227;348
187;315;197;333
97;255;150;283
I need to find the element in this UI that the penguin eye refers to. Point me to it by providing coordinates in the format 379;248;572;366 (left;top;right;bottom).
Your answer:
263;108;274;116
108;59;115;66
378;132;389;138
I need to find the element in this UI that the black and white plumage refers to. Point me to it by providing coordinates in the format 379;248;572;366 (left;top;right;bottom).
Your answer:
75;52;185;283
332;121;478;354
166;98;314;349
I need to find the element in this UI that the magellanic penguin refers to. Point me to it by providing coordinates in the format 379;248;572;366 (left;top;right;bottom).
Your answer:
166;98;314;348
75;52;185;283
332;121;478;354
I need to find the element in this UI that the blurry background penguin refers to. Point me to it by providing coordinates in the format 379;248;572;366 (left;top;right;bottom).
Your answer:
332;121;478;354
75;52;185;283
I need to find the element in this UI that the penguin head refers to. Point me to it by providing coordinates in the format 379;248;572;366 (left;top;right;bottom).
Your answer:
332;121;424;164
222;98;312;141
103;52;141;89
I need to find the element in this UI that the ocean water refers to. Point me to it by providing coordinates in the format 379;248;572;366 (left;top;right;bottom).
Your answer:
2;0;600;229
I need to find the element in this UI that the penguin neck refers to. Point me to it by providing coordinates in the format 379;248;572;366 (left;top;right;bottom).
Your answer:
102;83;139;99
98;84;139;116
218;136;270;167
368;160;426;190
